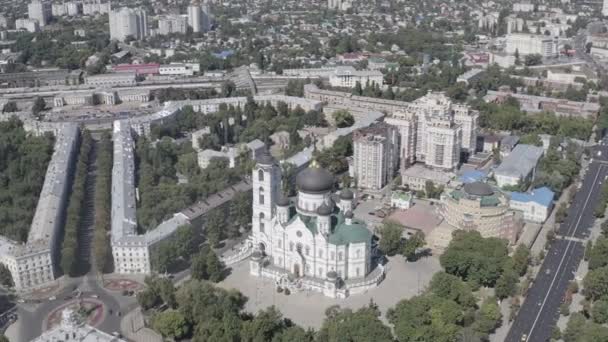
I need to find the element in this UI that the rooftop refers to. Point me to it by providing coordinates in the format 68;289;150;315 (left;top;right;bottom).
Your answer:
510;186;554;207
494;144;544;179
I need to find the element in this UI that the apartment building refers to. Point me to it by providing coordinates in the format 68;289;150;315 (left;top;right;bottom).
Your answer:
505;33;559;58
329;66;383;88
387;91;478;171
109;7;148;42
28;0;52;26
0;123;78;291
353;123;398;190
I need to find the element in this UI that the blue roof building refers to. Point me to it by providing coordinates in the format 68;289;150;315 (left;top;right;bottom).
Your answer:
509;186;554;223
459;170;487;184
212;50;235;60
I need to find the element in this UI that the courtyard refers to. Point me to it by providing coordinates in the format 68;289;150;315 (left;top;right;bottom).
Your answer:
217;254;442;328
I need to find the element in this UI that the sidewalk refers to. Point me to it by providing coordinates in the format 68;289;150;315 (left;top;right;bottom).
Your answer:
120;308;162;342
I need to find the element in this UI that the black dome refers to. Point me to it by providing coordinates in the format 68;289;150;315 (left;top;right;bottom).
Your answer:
296;163;334;194
339;189;354;200
463;182;494;197
256;149;275;165
276;194;290;207
317;202;332;216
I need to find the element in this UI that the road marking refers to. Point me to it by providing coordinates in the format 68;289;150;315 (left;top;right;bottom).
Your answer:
559;236;586;243
524;164;605;341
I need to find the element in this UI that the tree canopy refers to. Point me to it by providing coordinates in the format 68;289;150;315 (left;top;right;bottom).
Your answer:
0;118;54;242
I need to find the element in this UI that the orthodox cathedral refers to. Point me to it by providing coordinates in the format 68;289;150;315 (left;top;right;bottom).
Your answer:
248;150;384;298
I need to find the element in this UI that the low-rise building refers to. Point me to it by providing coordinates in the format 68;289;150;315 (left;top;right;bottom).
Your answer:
439;182;522;243
329;66;383;88
391;190;413;209
85;72;137;87
159;63;196;76
401;163;454;191
484;90;600;118
494;144;544;188
509;186;554;223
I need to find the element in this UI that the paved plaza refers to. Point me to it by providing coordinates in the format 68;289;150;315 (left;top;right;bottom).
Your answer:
217;255;442;328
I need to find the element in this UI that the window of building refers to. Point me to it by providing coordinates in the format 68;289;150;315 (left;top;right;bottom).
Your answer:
305;246;310;256
318;249;323;258
278;239;282;248
259;187;265;205
330;252;335;260
289;242;294;252
319;267;323;276
356;267;360;277
338;251;343;261
356;249;361;259
258;169;264;181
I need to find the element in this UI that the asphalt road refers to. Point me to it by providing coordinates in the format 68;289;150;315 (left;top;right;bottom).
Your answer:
506;145;608;342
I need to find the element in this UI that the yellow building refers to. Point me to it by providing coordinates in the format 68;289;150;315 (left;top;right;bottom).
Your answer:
438;182;521;244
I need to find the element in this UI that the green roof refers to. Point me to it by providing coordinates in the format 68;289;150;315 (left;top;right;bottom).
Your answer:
328;213;371;245
392;191;412;201
450;190;465;200
480;195;501;207
287;212;371;245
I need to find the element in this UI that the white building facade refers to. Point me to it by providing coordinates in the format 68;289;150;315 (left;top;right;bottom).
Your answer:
109;7;148;42
505;33;559;58
385;91;478;171
353;123;398;190
249;154;383;298
28;0;52;26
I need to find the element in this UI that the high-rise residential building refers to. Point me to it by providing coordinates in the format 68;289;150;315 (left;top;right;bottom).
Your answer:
187;2;202;33
353;123;398;190
109;7;148;42
385;91;478;171
188;1;210;33
201;1;211;31
158;14;188;35
28;0;52;26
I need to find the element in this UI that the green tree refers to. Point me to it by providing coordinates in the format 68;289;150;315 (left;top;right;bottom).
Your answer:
378;221;403;256
588;237;608;270
0;264;13;288
495;262;519;299
153;310;191;340
205;208;225;247
32;96;46;116
388;294;463;342
428;272;476;308
402;231;425;261
473;297;503;336
563;312;586;342
524;54;543;66
592;300;608;324
583;266;608;301
2;101;18;113
440;231;509;287
512;244;531;276
332;109;355;128
318;305;393;342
